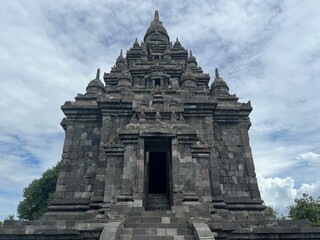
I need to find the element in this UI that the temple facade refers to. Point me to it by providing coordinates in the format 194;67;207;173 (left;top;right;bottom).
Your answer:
54;10;262;213
1;11;320;240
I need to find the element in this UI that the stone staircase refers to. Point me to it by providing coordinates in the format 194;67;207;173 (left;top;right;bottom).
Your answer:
119;210;196;240
145;194;171;210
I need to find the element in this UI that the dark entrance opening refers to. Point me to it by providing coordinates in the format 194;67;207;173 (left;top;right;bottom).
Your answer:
144;137;172;210
155;79;161;87
149;152;167;194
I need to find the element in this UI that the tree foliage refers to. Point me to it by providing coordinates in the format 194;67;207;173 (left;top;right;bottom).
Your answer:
289;193;320;226
17;163;60;220
264;204;278;218
0;214;15;229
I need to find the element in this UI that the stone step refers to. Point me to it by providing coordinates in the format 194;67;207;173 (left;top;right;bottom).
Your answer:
145;202;170;205
145;194;171;211
125;223;191;229
126;216;189;224
122;227;194;236
146;196;170;201
121;209;196;240
146;194;170;199
127;210;200;218
145;206;171;211
120;236;196;240
146;200;169;202
146;200;170;203
147;194;169;196
147;194;169;197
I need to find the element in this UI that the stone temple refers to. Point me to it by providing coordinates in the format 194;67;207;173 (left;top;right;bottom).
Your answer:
2;11;320;240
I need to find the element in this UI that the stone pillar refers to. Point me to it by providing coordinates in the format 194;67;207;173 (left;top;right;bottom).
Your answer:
180;143;195;193
103;144;125;205
171;137;183;205
175;139;198;205
119;144;136;197
191;145;212;205
135;138;145;202
210;122;225;206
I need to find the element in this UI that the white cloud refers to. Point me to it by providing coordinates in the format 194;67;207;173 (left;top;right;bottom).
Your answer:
258;176;320;216
298;181;320;197
258;176;296;215
297;152;320;165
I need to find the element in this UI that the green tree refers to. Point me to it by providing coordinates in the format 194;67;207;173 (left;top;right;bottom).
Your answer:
264;204;278;218
17;163;60;220
0;214;15;229
5;214;14;220
289;193;320;226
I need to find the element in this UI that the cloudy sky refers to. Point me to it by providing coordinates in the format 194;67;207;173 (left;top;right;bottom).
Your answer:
0;0;319;221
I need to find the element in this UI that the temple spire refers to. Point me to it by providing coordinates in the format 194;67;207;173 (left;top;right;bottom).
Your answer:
211;68;230;96
116;49;125;67
96;68;100;80
173;37;181;48
215;68;220;79
133;38;139;48
144;10;169;42
154;10;159;22
86;68;105;95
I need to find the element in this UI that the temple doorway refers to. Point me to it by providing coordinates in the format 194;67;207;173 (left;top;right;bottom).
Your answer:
144;138;172;210
148;152;168;194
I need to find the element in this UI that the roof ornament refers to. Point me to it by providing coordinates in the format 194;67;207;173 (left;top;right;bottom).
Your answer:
154;10;160;22
133;38;139;48
187;50;197;67
215;68;220;79
116;49;125;66
85;68;105;94
210;68;230;96
96;68;100;80
144;10;169;43
174;37;181;48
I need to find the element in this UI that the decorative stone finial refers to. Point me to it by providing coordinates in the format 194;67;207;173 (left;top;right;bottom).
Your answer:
174;37;181;48
133;38;139;48
154;10;159;22
215;68;220;79
187;50;197;66
86;68;105;94
116;49;125;66
96;68;100;80
210;68;230;96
